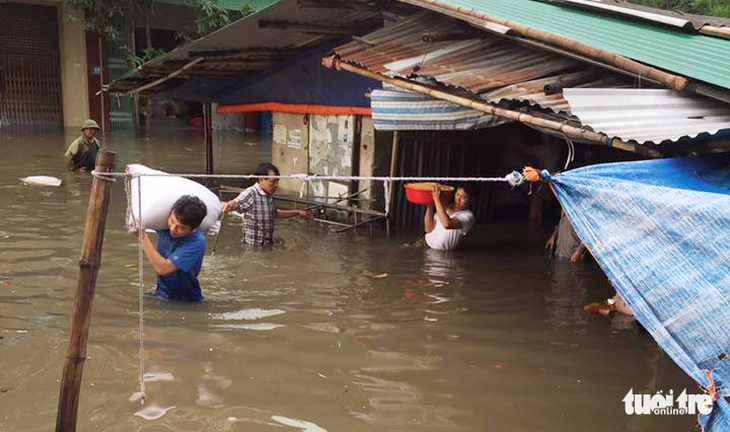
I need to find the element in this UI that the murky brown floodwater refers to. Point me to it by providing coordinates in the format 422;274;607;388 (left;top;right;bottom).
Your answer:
0;128;696;431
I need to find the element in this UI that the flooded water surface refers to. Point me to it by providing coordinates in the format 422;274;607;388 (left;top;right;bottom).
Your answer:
0;129;696;431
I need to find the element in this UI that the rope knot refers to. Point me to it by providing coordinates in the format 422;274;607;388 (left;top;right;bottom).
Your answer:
90;170;117;182
505;171;525;187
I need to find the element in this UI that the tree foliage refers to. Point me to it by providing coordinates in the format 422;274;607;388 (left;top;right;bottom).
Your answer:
63;0;257;45
63;0;127;41
625;0;730;18
176;1;257;43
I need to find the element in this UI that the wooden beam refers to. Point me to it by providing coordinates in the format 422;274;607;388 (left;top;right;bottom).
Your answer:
204;102;214;175
127;57;204;95
55;149;118;432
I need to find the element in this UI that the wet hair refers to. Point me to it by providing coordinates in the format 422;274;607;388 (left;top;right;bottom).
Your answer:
254;162;280;177
171;195;207;229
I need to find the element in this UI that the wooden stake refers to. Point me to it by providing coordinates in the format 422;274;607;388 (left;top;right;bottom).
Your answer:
55;149;118;432
204;102;214;175
388;131;399;217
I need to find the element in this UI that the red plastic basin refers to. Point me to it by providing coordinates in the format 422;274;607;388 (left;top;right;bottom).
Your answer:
404;183;454;207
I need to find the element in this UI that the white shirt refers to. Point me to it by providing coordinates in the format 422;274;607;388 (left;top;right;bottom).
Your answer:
425;209;475;251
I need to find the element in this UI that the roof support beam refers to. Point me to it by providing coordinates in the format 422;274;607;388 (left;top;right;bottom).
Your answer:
322;56;662;158
124;57;204;96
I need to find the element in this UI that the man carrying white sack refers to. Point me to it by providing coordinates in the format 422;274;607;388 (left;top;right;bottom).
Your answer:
221;162;312;245
134;195;208;302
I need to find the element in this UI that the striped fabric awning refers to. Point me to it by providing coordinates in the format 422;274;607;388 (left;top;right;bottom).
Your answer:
371;88;507;131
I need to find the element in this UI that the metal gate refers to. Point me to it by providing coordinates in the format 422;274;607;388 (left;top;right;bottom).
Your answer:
0;3;63;128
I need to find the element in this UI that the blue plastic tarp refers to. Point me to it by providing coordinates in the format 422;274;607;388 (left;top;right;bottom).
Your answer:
548;155;730;430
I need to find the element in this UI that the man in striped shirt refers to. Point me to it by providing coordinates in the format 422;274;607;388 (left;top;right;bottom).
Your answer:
221;163;312;245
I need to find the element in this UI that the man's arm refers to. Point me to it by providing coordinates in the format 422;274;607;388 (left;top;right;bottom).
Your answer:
546;224;558;251
222;189;252;213
432;189;462;230
64;140;80;171
276;208;313;221
140;231;178;276
570;242;587;263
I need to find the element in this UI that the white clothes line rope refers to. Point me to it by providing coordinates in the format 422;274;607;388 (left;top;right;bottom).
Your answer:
91;170;526;186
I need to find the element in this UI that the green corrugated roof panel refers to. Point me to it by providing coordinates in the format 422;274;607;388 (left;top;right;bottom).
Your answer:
419;0;730;90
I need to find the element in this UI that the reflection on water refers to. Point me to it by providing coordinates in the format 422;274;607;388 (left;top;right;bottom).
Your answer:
0;129;697;431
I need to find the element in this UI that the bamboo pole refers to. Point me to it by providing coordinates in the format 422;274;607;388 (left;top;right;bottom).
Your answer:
700;25;730;40
323;57;661;158
388;131;399;217
397;0;689;92
123;57;204;96
55;149;118;432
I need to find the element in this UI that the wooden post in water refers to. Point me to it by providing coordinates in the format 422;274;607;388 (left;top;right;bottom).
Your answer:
204;102;214;175
55;149;118;432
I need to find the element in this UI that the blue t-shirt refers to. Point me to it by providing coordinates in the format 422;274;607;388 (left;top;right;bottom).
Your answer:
154;229;206;302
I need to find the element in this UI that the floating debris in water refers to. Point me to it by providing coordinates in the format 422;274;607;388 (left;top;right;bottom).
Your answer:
134;404;176;420
271;415;327;432
19;176;62;187
212;308;285;321
143;372;174;383
373;273;389;279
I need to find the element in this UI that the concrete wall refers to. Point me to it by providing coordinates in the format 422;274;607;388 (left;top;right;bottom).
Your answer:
212;103;246;131
58;4;89;128
358;117;391;212
308;114;355;200
272;112;310;196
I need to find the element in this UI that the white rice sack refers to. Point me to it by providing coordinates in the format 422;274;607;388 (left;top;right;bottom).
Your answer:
125;164;221;234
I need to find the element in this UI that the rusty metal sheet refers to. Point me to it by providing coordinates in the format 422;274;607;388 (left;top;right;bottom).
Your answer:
334;11;600;114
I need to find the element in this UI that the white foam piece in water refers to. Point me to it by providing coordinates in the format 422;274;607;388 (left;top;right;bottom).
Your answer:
19;176;62;187
271;415;327;432
134;404;176;420
143;372;174;382
213;308;286;321
238;323;284;331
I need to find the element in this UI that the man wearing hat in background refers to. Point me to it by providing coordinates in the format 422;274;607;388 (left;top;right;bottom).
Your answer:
64;119;101;172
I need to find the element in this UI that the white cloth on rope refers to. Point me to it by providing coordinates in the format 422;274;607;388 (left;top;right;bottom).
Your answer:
383;180;391;217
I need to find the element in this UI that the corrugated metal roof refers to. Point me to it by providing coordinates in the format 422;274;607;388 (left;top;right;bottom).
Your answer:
564;88;730;143
335;12;619;113
397;0;730;90
109;0;386;92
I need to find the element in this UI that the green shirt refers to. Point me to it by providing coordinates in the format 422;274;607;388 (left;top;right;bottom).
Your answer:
64;136;100;171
